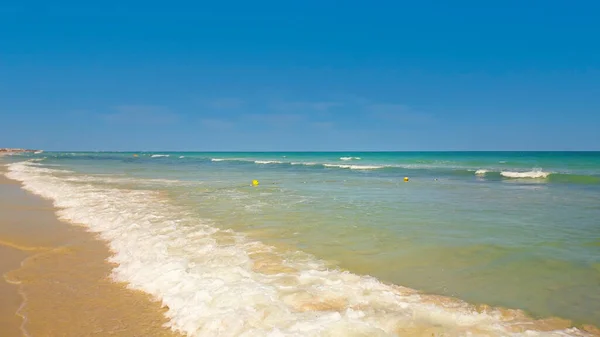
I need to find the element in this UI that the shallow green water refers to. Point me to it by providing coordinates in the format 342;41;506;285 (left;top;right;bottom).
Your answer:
5;151;600;327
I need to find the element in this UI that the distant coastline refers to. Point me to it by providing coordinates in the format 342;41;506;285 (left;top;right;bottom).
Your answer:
0;148;42;155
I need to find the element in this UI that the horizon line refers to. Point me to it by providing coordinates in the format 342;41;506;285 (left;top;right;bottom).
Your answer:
17;150;600;153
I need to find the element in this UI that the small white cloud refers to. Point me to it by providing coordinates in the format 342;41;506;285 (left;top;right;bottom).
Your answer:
103;105;179;125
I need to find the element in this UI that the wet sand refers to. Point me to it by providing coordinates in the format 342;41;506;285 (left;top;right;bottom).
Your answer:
2;161;599;337
0;244;28;337
0;172;182;337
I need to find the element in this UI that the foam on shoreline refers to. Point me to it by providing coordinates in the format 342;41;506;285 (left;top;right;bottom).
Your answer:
0;170;182;337
5;160;597;337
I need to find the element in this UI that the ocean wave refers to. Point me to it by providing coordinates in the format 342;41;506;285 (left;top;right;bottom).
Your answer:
10;163;192;187
291;162;319;166
340;157;361;161
475;169;488;176
3;161;593;337
211;158;243;162
70;175;195;186
501;170;551;179
255;160;283;164
473;168;551;179
208;157;456;172
324;164;385;170
470;169;599;184
150;154;170;158
205;158;598;184
210;158;383;170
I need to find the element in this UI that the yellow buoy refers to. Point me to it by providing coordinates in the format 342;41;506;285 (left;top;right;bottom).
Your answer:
252;179;259;186
404;177;409;182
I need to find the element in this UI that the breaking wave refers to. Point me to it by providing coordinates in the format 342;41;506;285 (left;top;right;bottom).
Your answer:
501;170;551;179
4;161;593;337
255;160;283;164
323;164;385;170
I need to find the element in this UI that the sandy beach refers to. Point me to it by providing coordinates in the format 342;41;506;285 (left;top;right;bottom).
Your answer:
2;153;599;336
0;168;181;337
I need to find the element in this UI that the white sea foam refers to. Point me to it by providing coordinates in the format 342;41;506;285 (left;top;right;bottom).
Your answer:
211;158;243;162
340;157;361;161
179;156;185;159
211;159;451;173
475;169;488;176
4;161;590;337
255;160;283;164
291;162;319;166
63;174;196;187
501;170;551;179
324;164;384;170
151;154;170;158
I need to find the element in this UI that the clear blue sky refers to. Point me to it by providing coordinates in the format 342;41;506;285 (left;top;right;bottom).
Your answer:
1;1;599;151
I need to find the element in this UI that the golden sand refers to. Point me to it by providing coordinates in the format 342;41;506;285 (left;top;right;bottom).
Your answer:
0;245;28;337
0;173;182;337
2;164;599;337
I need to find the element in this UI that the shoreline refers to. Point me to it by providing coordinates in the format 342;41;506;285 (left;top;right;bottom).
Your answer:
0;170;182;337
0;149;41;156
0;244;28;336
2;159;600;336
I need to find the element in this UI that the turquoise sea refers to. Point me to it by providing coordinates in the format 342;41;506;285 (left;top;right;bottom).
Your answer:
3;151;600;336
